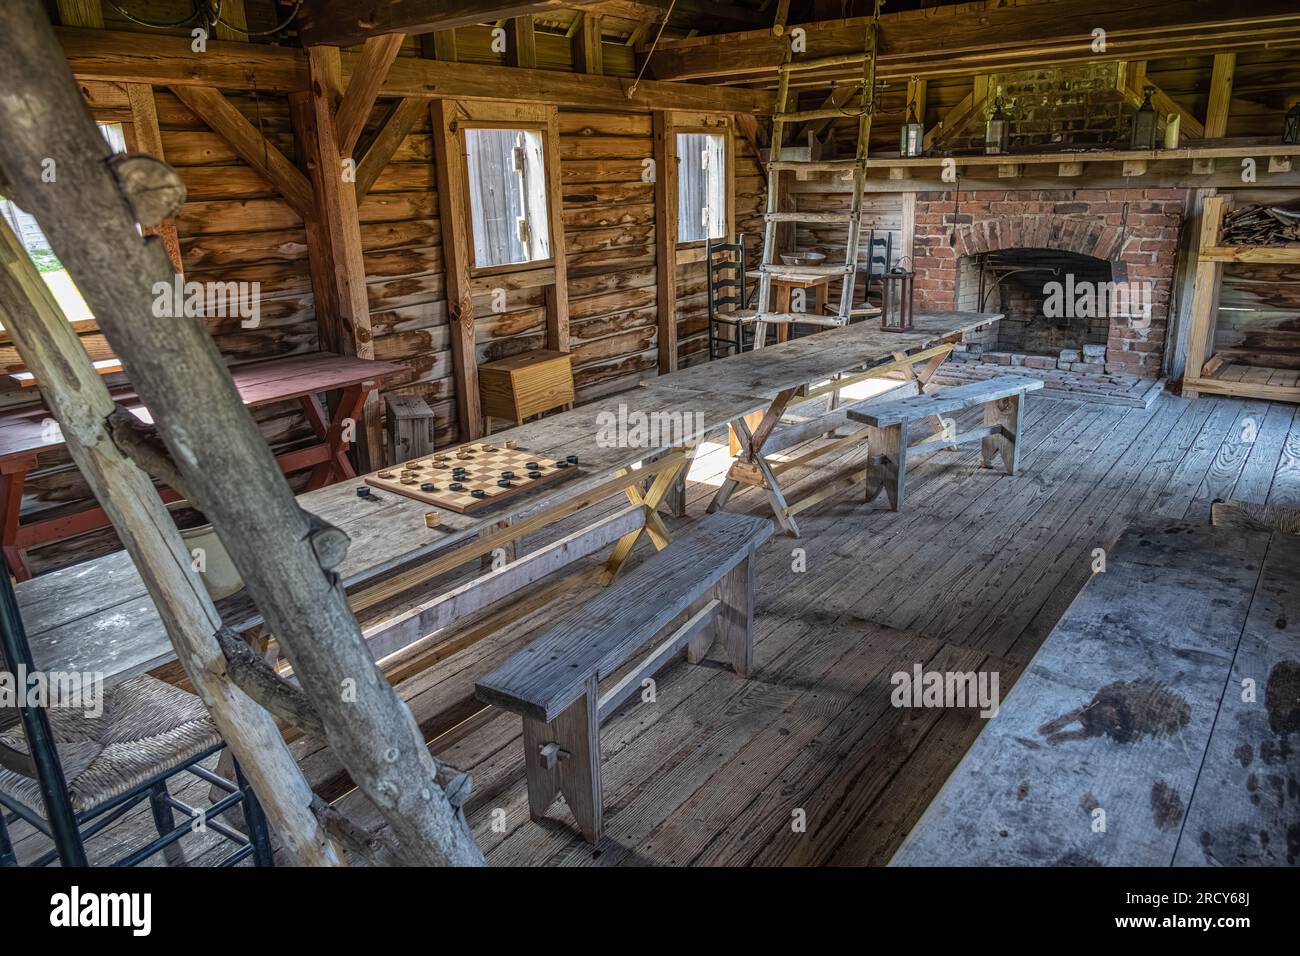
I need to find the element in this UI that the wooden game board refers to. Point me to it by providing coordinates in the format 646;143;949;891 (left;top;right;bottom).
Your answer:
363;442;580;514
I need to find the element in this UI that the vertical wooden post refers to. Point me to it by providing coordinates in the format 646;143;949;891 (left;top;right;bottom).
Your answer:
543;105;570;354
1183;195;1228;397
576;14;603;74
293;47;383;469
55;0;101;27
0;219;340;867
211;0;247;40
124;85;184;274
431;98;482;440
506;16;537;68
1205;53;1236;139
654;111;679;373
906;76;928;122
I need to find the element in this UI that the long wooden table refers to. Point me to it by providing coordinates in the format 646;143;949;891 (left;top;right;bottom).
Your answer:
656;311;1002;537
892;519;1300;867
0;352;402;579
21;383;770;690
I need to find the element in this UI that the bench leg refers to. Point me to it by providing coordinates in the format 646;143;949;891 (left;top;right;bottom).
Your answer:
715;553;755;677
981;393;1024;475
520;673;602;844
864;424;906;511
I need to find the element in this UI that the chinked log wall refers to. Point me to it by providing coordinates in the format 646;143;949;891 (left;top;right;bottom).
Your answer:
10;76;764;570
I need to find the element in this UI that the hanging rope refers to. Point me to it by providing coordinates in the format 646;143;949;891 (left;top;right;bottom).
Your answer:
627;0;679;99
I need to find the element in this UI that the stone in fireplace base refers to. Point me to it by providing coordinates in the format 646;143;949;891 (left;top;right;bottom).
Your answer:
935;350;1166;408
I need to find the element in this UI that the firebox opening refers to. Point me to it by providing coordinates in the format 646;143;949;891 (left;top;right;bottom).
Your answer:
956;249;1113;360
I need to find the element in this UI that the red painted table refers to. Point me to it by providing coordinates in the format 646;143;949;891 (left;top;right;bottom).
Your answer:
0;352;402;580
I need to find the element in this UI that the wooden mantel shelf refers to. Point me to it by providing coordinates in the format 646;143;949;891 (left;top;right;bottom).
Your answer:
862;142;1300;171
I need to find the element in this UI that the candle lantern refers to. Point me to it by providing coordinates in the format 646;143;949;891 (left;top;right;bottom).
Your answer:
1130;86;1158;150
984;91;1010;155
900;100;924;158
880;261;915;333
1284;100;1300;145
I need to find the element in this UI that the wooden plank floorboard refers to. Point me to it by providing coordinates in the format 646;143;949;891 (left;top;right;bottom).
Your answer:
740;400;1077;635
30;393;1300;868
1188;400;1273;514
1173;532;1300;865
1266;410;1300;507
825;647;1027;865
922;398;1180;656
1150;399;1249;518
876;402;1124;637
979;399;1203;661
1229;403;1296;505
612;620;940;867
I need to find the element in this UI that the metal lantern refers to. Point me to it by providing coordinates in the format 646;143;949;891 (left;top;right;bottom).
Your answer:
880;262;915;333
984;92;1010;155
1130;86;1158;150
900;100;924;158
1285;101;1300;145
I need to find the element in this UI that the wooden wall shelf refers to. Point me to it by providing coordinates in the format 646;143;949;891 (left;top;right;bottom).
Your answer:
1184;195;1300;404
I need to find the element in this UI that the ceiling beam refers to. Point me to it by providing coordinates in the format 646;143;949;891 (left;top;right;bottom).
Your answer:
644;0;1300;85
300;1;573;47
57;27;774;114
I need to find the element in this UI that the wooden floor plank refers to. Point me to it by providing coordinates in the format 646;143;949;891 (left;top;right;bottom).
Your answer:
1228;403;1296;505
1266;408;1300;508
25;392;1300;869
891;521;1271;867
1173;532;1300;865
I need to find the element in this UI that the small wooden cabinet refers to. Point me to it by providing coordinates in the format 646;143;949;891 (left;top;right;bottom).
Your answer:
478;349;575;433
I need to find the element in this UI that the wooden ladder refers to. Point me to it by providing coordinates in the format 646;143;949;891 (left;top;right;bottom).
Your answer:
753;0;882;349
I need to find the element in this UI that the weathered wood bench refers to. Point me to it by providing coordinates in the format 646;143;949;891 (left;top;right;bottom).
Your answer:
475;510;774;843
847;374;1043;511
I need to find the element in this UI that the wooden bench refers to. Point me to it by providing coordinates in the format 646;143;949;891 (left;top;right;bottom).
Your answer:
847;374;1043;511
475;510;774;843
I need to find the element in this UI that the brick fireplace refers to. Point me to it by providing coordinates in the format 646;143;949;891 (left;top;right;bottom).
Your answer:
912;189;1186;380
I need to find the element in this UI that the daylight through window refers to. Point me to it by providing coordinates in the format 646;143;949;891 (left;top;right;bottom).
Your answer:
465;127;552;269
676;132;727;244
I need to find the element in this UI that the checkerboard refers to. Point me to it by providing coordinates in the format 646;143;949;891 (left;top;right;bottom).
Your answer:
363;443;579;514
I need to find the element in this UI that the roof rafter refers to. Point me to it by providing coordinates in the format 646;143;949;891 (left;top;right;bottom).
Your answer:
643;0;1300;86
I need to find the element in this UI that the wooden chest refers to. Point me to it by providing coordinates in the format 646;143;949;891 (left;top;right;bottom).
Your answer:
478;349;574;432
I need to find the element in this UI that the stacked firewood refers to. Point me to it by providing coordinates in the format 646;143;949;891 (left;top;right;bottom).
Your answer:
1221;200;1300;245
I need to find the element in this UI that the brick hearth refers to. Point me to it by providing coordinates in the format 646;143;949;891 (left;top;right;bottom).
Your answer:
912;189;1186;378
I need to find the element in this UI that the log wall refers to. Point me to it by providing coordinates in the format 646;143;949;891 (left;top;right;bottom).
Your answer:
12;60;766;571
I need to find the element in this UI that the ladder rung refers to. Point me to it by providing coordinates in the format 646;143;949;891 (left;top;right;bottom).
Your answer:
760;263;853;277
753;312;847;327
780;53;870;73
765;212;854;224
776;106;865;123
769;159;858;173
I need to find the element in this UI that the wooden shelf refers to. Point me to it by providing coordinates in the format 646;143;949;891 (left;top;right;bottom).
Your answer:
1185;362;1300;403
1183;195;1300;402
1199;245;1300;264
